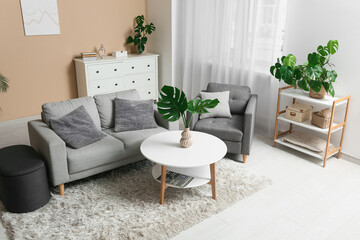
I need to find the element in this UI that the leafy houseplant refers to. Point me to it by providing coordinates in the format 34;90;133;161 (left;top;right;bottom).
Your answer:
270;40;339;98
0;73;9;113
126;15;155;54
157;85;219;148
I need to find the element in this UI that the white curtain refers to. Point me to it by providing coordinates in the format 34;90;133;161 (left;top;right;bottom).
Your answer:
173;0;287;136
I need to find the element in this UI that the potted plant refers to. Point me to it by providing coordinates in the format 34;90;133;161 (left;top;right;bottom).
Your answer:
126;15;155;54
157;85;219;148
0;73;9;113
270;40;339;98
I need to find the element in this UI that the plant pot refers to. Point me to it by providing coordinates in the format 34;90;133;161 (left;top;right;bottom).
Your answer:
180;128;193;148
309;85;326;99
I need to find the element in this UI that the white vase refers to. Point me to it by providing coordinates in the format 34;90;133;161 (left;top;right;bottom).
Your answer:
180;128;193;148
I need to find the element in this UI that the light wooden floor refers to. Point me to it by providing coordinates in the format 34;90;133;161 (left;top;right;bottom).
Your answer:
0;117;360;240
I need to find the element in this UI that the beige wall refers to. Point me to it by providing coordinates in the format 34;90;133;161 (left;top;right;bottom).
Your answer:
0;0;146;121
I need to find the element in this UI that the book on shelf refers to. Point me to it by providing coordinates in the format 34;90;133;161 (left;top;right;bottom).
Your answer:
82;57;97;61
156;171;194;187
80;52;97;59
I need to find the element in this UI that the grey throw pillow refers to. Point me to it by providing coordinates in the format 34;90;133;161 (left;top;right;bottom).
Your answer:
50;105;106;149
114;98;158;132
200;91;232;119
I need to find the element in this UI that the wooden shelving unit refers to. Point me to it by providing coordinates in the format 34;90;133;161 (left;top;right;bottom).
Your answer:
273;86;351;167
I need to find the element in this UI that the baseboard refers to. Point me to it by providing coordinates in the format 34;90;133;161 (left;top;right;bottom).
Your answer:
341;152;360;165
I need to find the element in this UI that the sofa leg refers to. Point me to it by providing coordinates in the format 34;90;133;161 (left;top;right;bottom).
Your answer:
59;184;64;196
243;155;247;163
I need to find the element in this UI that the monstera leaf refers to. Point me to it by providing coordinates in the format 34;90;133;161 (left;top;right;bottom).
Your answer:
0;73;9;92
187;98;219;114
157;85;188;122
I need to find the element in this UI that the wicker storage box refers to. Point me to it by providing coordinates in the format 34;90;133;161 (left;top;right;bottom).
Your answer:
311;111;330;129
285;103;312;123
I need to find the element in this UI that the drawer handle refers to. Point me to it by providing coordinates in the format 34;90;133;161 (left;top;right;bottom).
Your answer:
132;66;134;69
115;83;118;86
148;78;150;81
132;80;135;83
114;69;117;71
96;71;99;73
147;65;150;67
97;86;100;89
148;91;151;94
290;112;296;116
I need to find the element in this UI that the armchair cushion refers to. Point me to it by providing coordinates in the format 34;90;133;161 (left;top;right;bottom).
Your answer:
199;91;232;119
94;89;141;129
67;134;125;174
193;115;244;142
207;82;251;115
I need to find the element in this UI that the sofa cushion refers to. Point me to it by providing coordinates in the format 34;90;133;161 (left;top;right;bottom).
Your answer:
199;91;232;119
94;89;141;129
50;106;106;149
104;127;167;150
42;96;101;130
207;82;251;115
67;134;125;174
114;98;158;132
194;115;244;142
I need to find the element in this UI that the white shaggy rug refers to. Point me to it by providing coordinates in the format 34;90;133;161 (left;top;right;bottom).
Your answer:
1;159;271;240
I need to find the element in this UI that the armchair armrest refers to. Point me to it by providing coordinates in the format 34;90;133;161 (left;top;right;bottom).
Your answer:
242;94;258;155
154;110;179;131
28;120;70;186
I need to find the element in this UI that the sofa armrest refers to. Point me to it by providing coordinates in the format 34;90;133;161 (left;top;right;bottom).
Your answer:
242;94;258;155
28;120;70;186
154;110;179;131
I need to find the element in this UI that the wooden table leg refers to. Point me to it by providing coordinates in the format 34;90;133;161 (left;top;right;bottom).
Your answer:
210;163;216;200
160;165;167;205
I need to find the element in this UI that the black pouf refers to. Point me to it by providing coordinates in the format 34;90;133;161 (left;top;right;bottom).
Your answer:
0;145;51;213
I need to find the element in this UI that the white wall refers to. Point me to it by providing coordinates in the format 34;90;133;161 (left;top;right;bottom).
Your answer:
146;0;173;87
284;0;360;158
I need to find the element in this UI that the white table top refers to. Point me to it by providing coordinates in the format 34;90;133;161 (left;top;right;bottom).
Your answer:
140;131;227;168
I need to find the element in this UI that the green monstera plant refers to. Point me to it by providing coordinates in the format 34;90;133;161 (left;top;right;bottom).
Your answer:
157;86;219;128
126;15;155;54
270;40;339;97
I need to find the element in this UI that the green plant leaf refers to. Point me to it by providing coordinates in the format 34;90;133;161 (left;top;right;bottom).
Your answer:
283;54;297;68
137;43;145;54
275;62;281;68
327;40;339;55
327;70;338;82
187;98;219;114
281;56;286;63
308;52;320;66
275;69;281;80
297;79;309;91
135;15;144;25
319;56;326;65
270;66;275;76
294;68;302;80
328;83;335;97
145;23;156;34
157;86;188;122
126;36;134;44
322;82;330;92
141;36;147;44
305;65;322;79
134;37;141;46
309;80;322;92
0;73;9;93
317;45;328;56
280;65;294;85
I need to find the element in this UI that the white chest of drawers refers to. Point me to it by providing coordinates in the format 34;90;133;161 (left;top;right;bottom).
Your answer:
74;53;159;100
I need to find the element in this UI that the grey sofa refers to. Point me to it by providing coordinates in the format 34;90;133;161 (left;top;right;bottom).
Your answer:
28;89;177;196
188;82;257;163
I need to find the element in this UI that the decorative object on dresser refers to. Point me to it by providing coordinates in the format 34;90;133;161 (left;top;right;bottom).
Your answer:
157;85;219;148
126;15;155;54
74;53;158;100
285;103;313;123
80;52;97;60
112;50;128;58
97;43;106;59
273;86;350;167
28;89;177;196
187;82;258;163
270;40;339;99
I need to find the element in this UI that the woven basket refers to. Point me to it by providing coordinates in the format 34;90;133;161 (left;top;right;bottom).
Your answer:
311;111;330;129
309;85;326;99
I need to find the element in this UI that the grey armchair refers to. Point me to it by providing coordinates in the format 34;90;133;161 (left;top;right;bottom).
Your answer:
188;82;257;163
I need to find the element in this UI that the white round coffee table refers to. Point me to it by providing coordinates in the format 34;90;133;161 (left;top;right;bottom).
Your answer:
140;131;227;204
